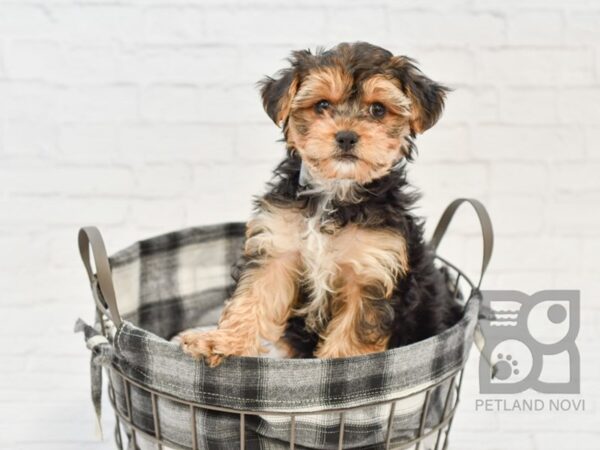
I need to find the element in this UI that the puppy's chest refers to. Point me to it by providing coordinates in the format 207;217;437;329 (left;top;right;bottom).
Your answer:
260;205;407;282
249;202;408;285
299;215;339;269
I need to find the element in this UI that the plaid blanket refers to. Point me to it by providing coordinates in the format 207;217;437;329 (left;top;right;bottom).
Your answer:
78;223;481;450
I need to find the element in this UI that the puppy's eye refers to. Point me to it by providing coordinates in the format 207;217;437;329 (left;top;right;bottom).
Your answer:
369;102;386;118
315;100;330;113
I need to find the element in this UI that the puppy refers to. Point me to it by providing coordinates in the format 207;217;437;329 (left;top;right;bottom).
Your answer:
181;42;462;366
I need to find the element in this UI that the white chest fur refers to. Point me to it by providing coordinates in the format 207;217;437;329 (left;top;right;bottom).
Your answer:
245;198;409;332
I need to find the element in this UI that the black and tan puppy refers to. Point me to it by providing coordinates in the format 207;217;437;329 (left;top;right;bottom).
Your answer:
181;42;462;366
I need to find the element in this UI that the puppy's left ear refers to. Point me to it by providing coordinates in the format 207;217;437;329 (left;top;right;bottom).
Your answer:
390;56;449;134
258;68;299;127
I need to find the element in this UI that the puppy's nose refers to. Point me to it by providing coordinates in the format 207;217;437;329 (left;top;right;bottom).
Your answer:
335;130;359;152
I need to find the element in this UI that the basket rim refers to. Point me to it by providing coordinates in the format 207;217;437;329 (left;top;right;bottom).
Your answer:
105;223;479;368
113;291;479;369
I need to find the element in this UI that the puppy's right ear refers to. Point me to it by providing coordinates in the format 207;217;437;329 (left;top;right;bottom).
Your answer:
389;56;449;134
259;68;299;127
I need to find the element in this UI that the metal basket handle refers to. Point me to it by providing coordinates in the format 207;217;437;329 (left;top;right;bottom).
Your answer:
78;226;123;327
430;198;494;289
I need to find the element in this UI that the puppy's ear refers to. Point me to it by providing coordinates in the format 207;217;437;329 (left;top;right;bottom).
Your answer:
390;56;449;134
258;68;299;127
259;50;314;127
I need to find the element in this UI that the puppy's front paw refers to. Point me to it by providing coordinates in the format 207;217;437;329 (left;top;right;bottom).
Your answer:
180;330;224;367
180;330;261;367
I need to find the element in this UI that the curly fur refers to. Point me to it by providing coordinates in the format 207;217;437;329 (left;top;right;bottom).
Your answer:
181;42;462;365
235;152;462;358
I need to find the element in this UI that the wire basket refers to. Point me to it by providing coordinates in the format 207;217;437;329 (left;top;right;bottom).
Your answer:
76;198;493;450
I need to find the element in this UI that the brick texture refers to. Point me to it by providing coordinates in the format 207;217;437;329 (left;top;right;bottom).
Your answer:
1;1;599;449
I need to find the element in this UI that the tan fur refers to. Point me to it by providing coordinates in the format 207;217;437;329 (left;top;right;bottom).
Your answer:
361;75;412;117
389;56;433;134
313;229;408;357
287;73;413;184
315;269;389;358
181;204;303;366
292;66;352;109
275;76;299;126
181;203;409;364
183;56;425;365
298;224;408;332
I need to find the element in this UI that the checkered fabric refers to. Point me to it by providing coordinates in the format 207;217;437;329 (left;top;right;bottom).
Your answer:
78;223;481;450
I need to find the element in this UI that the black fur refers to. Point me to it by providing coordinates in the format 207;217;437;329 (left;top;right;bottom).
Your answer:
244;42;460;358
234;152;463;358
259;42;450;142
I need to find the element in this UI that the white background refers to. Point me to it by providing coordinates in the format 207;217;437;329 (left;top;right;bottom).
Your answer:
0;0;599;449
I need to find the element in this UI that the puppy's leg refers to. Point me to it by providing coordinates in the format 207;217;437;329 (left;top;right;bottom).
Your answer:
315;227;408;359
181;206;302;366
314;269;391;358
181;254;300;366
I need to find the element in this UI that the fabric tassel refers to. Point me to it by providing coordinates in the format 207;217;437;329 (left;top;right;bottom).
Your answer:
74;318;115;440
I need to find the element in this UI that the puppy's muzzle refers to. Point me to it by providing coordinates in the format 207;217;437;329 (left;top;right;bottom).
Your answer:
335;130;359;153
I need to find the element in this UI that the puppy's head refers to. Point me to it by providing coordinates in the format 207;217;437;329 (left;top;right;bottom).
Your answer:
259;42;448;185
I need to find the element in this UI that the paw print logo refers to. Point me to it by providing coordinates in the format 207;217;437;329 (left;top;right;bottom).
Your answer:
494;353;519;380
479;290;580;394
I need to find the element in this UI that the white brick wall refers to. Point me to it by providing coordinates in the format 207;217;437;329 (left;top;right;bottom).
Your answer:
0;1;598;449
